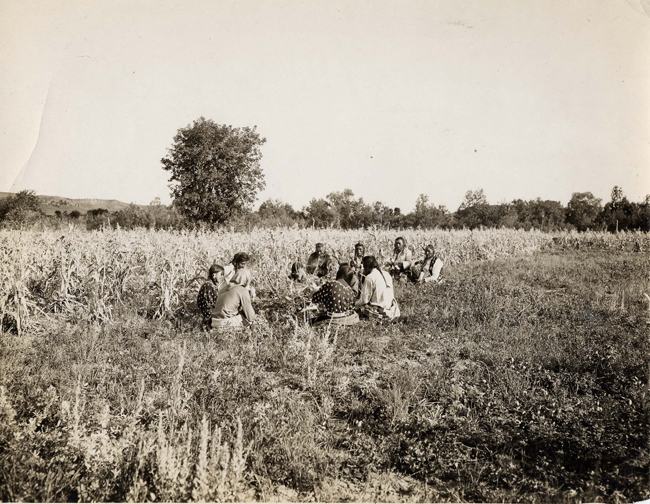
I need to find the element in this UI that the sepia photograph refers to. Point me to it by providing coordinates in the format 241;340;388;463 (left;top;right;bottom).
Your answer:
0;0;649;501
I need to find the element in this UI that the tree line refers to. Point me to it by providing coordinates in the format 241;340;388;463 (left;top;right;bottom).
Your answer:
248;186;649;232
1;186;648;233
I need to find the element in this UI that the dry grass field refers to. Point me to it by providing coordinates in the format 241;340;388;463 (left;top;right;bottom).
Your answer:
0;227;648;502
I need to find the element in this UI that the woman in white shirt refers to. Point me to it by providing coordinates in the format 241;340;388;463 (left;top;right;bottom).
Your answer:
356;256;400;320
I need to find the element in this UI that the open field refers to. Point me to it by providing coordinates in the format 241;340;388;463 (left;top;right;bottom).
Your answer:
0;228;649;502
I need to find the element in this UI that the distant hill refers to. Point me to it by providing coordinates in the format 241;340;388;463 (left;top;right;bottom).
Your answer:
0;192;148;216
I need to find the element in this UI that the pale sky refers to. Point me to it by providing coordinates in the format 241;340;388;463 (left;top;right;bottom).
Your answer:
1;0;649;212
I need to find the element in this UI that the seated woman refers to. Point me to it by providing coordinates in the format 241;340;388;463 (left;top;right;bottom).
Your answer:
211;269;256;330
357;256;400;320
386;237;413;279
410;244;444;284
197;264;226;327
310;264;359;326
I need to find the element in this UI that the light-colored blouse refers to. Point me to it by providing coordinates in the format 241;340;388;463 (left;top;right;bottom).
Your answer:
356;268;396;311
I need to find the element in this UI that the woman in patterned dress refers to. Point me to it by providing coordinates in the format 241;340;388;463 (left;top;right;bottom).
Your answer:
197;264;225;326
310;264;359;326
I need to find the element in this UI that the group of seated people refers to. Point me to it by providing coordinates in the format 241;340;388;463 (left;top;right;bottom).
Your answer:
198;237;443;330
297;237;443;285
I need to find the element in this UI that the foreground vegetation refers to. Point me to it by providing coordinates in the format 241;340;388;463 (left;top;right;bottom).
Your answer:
0;229;648;502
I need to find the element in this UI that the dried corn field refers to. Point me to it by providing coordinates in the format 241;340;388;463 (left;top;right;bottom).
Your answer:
1;227;646;331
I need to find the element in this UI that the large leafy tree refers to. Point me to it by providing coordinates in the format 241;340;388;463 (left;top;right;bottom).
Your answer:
161;117;266;224
407;194;452;229
511;198;566;230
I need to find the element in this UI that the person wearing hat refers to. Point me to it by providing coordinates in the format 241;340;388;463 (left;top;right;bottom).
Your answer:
197;264;226;326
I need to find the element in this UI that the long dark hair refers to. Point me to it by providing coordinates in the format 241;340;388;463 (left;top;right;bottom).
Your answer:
362;255;389;287
336;264;355;285
232;252;250;269
324;254;339;278
208;264;225;284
